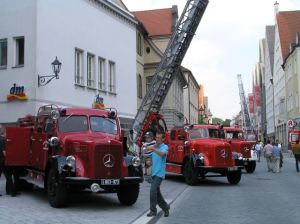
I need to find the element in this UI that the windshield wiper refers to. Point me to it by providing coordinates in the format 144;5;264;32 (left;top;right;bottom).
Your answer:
62;113;74;123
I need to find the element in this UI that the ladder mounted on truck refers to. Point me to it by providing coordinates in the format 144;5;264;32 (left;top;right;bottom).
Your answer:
130;0;209;149
237;74;256;139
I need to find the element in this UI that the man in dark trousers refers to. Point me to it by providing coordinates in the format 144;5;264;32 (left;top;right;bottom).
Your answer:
145;131;170;217
293;140;300;172
0;125;17;196
0;125;6;196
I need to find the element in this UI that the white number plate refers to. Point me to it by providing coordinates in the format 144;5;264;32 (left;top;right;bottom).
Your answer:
101;179;120;185
228;167;238;171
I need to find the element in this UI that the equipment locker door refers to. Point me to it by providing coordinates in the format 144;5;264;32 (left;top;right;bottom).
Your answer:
5;127;31;166
31;132;48;170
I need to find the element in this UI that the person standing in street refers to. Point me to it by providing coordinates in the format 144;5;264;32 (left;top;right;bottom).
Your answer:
0;125;6;197
255;141;262;162
141;131;156;183
145;131;170;217
272;142;282;173
293;140;300;172
263;140;273;172
0;125;18;197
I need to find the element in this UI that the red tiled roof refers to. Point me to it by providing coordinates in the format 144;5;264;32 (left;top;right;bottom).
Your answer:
277;10;300;60
132;8;173;37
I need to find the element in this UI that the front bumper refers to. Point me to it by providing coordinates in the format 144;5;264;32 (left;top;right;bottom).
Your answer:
196;165;243;173
62;176;143;186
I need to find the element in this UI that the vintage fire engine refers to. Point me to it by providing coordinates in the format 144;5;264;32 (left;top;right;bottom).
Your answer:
223;127;257;173
136;114;243;185
5;105;142;208
163;123;243;185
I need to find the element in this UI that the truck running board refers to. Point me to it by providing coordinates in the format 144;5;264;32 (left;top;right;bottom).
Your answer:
166;163;182;174
20;173;45;189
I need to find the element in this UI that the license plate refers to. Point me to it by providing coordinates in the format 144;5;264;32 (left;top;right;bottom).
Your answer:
101;179;120;185
228;167;238;171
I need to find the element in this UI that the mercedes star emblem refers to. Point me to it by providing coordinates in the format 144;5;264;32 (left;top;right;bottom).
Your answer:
103;154;115;168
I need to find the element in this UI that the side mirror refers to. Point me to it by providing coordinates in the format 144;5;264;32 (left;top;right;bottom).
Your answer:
49;137;59;147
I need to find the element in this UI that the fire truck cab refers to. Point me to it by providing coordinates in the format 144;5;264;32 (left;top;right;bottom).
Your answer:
165;124;243;185
224;127;257;173
5;105;143;208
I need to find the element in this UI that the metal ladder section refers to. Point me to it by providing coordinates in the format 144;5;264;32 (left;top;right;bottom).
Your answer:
131;0;209;145
237;74;254;133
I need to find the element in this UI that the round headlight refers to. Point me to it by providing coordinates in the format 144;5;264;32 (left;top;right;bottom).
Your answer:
66;155;76;168
132;156;141;167
198;153;204;160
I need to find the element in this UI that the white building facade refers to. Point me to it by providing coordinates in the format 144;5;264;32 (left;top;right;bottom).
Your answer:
0;0;137;127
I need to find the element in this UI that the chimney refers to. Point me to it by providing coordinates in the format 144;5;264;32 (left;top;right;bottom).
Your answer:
274;1;279;14
296;32;300;45
171;5;178;32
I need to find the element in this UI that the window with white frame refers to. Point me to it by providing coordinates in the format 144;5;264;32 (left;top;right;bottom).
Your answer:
108;61;116;93
146;76;153;93
137;33;143;56
75;49;84;85
0;39;7;68
98;57;106;90
14;37;24;66
137;74;142;98
87;53;95;88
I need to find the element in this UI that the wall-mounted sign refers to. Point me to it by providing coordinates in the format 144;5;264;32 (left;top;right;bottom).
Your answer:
6;83;28;101
92;94;105;109
287;120;296;128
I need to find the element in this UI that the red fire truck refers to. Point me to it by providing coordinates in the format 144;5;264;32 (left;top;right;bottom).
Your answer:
5;105;143;208
138;114;243;185
223;127;256;173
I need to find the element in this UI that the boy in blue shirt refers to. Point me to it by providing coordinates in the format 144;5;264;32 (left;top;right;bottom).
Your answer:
145;131;170;217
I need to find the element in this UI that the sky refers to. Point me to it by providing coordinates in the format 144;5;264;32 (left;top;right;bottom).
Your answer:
122;0;300;120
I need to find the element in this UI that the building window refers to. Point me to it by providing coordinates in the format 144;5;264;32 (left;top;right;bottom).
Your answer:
0;39;7;68
98;57;106;90
137;74;142;98
109;61;116;93
87;53;95;88
137;33;143;56
146;76;153;92
14;37;24;66
75;49;84;85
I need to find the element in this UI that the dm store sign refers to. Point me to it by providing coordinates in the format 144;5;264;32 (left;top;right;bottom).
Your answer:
6;83;28;101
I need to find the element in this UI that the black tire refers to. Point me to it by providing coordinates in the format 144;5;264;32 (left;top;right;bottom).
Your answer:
245;161;256;173
47;168;68;208
117;184;139;206
183;161;198;185
227;170;242;185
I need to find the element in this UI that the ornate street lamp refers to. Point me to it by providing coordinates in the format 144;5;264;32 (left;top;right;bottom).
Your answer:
38;56;62;87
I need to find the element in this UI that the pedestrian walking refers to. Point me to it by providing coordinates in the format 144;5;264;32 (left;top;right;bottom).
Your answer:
145;131;170;217
263;140;273;172
141;131;156;183
292;140;300;172
272;142;282;173
255;141;262;162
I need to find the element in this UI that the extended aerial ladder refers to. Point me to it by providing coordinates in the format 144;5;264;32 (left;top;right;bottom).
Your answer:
237;74;255;138
129;0;209;150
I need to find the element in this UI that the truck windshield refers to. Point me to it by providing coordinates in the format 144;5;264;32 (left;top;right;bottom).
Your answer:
58;116;88;132
189;128;209;140
90;116;117;135
209;129;225;138
226;131;244;139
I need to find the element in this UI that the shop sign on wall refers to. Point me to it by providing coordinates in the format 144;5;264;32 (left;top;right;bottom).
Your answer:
6;83;28;101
